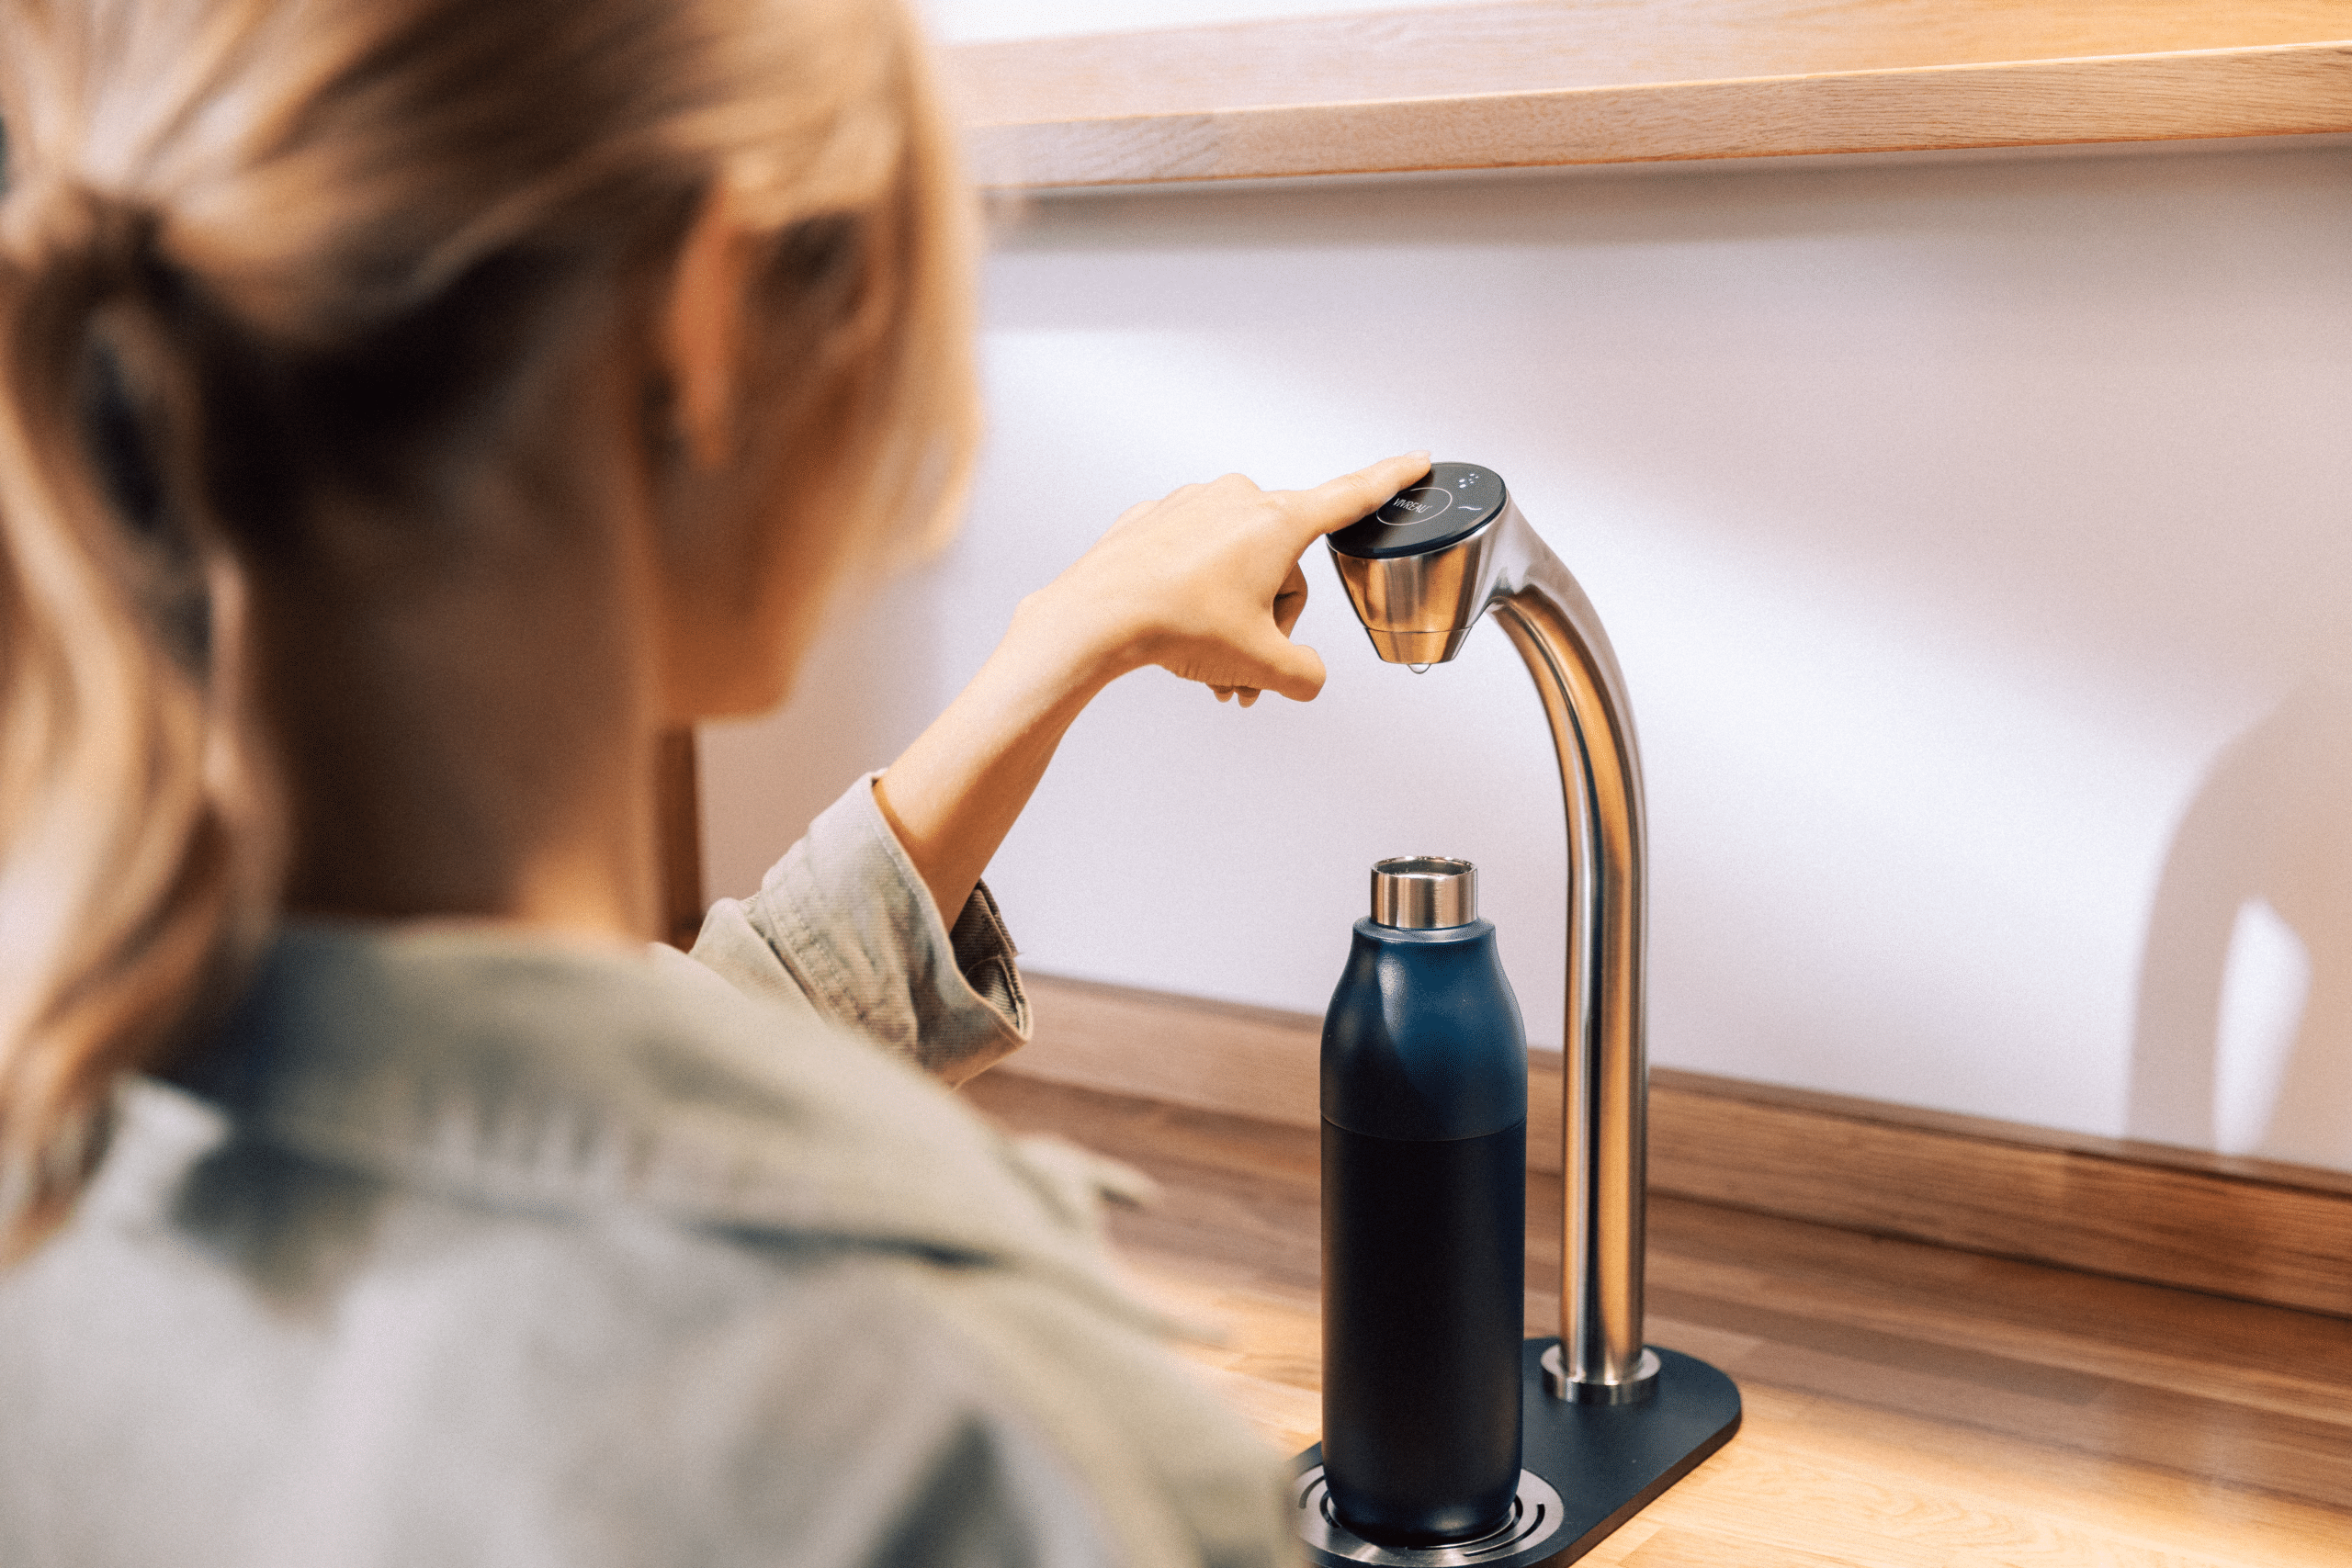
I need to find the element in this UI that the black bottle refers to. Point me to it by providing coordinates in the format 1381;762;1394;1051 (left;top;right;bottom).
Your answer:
1321;855;1528;1546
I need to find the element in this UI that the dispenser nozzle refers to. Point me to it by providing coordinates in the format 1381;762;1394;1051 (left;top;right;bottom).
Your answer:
1326;461;1519;666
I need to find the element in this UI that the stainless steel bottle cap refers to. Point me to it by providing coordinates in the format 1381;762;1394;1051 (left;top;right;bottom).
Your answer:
1371;856;1477;929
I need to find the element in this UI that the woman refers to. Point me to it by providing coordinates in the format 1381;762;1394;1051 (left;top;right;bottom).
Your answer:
0;0;1425;1561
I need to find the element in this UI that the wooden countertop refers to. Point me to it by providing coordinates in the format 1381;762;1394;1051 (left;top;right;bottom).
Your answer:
940;1;2352;188
965;1070;2352;1567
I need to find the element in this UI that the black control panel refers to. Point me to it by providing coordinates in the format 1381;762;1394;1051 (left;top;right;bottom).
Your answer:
1329;462;1507;558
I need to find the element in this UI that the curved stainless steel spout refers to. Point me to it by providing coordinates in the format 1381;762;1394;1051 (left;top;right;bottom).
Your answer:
1330;480;1659;1404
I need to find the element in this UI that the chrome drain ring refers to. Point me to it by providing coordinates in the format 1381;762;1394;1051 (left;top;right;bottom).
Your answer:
1294;1466;1567;1566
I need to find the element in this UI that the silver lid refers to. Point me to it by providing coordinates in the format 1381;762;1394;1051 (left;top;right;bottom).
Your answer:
1371;856;1477;929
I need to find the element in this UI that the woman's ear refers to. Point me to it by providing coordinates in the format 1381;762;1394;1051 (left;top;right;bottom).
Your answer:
660;183;754;469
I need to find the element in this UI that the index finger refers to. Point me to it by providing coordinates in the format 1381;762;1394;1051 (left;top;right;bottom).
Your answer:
1283;451;1434;545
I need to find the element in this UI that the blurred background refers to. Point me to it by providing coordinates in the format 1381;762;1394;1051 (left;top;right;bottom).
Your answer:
699;0;2352;1173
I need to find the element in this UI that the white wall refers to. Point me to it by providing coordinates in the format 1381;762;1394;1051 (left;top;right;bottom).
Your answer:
703;129;2352;1171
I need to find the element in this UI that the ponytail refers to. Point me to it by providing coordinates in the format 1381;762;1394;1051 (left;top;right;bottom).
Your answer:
0;0;977;1258
0;186;271;1256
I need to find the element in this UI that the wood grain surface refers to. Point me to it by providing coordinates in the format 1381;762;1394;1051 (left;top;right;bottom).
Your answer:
965;1070;2352;1568
939;1;2352;186
1004;972;2352;1319
946;1;2352;124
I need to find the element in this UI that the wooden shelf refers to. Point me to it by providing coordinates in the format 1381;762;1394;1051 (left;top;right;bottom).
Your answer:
938;1;2352;188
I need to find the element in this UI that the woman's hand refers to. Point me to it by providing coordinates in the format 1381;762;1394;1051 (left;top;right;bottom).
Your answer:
874;451;1430;923
1015;451;1434;707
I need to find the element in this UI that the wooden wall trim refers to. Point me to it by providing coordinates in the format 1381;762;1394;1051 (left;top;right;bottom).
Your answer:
1001;972;2352;1320
941;3;2352;188
653;728;705;951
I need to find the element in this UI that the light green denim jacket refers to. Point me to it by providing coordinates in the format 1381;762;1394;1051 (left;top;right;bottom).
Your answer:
0;780;1293;1568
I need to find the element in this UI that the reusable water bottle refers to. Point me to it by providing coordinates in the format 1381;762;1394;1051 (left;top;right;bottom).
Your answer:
1321;855;1528;1545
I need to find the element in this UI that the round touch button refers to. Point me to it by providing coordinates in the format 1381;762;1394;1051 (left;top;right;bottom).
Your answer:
1377;486;1453;527
1329;461;1509;559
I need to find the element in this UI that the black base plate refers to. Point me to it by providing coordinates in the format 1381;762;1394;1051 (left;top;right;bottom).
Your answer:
1294;1339;1741;1566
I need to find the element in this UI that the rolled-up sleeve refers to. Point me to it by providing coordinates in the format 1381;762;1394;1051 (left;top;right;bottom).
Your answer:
687;774;1029;1085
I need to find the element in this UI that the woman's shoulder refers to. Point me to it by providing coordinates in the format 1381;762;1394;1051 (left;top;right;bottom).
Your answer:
172;920;1080;1266
6;1080;1287;1567
0;920;1293;1565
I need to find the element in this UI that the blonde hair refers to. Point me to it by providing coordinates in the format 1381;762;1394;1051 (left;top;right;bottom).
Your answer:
0;0;978;1253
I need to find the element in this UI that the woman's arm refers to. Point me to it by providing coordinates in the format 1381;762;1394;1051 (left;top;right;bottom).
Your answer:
873;451;1430;921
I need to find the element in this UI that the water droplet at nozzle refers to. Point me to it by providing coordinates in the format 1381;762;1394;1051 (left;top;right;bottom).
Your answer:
1407;662;1430;674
